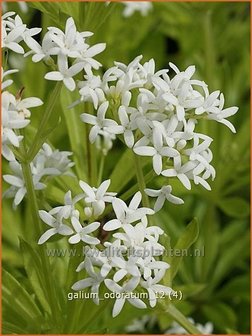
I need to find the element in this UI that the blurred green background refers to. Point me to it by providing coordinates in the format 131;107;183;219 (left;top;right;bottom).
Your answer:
2;2;250;334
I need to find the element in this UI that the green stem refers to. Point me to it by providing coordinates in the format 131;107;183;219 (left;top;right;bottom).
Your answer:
97;153;105;185
134;153;150;208
20;160;61;330
90;143;97;186
86;103;97;185
18;136;61;329
27;82;63;162
166;304;202;334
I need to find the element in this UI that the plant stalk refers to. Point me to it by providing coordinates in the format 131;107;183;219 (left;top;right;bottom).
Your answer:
27;82;63;162
134;153;150;208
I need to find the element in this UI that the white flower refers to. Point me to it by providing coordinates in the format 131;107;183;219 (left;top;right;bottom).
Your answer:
81;101;123;143
14;96;43;118
48;17;86;58
24;31;56;63
1;67;18;90
103;191;154;231
122;2;153;17
33;143;74;178
2;12;26;53
79;179;116;217
2;12;41;54
140;269;173;307
49;190;83;221
116;105;137;148
137;256;169;280
75;42;106;74
68;217;100;245
45;54;84;91
145;185;184;212
134;125;179;175
38;209;74;244
94;129;116;155
113;223;165;258
112;256;141;282
105;277;146;317
162;155;192;190
1;91;43;161
1;92;28;160
77;74;105;109
72;257;104;305
207;93;238;133
3;161;44;207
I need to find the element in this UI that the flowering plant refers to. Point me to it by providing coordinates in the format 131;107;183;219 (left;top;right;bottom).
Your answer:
2;2;250;334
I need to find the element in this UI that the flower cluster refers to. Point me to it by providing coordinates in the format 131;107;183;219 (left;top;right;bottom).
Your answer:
2;11;41;54
38;180;173;317
1;9;240;322
25;17;106;91
1;86;43;161
77;56;238;211
3;143;74;207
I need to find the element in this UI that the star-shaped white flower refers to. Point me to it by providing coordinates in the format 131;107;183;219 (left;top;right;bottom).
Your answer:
140;269;173;307
45;54;84;91
134;125;179;175
145;185;184;212
79;179;116;217
81;101;123;143
103;191;154;231
49;190;83;221
68;217;100;245
105;277;146;317
38;209;73;244
72;257;104;305
116;105;137;148
3;161;45;207
162;156;193;190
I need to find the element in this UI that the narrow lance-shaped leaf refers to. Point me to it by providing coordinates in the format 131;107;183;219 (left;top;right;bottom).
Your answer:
170;218;199;280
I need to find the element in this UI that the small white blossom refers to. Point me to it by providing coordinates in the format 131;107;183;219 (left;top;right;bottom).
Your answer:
145;185;184;212
105;277;146;317
81;101;123;143
1;67;18;90
79;179;116;217
103;191;154;231
45;54;84;91
140;269;173;307
38;209;74;244
134;125;179;175
72;257;104;305
2;12;41;54
33;143;74;178
69;217;100;245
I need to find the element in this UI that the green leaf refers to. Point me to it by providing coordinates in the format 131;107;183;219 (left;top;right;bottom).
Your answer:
20;239;51;314
216;275;250;301
218;197;250;218
2;269;43;333
60;86;87;180
202;302;237;331
27;82;63;162
210;234;250;289
170;218;199;279
174;283;206;299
